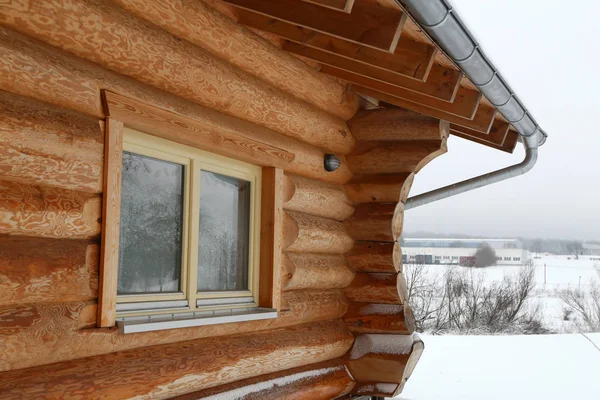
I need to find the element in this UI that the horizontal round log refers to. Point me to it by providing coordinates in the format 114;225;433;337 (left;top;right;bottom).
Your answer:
0;320;354;398
343;203;403;242
0;290;348;372
0;1;355;154
343;303;414;334
347;333;420;384
172;358;355;400
111;0;359;121
345;173;414;204
0;181;101;239
349;108;448;141
0;28;351;184
283;211;354;254
0;91;103;193
282;253;355;291
283;174;354;221
0;236;98;306
347;140;447;174
344;273;401;304
345;241;402;273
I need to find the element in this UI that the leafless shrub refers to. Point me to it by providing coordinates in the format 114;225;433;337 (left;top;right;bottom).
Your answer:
557;267;600;332
405;261;548;334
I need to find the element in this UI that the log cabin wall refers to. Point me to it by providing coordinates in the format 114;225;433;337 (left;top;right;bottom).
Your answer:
0;1;445;398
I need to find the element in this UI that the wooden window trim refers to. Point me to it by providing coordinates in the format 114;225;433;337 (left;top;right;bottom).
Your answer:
98;92;286;328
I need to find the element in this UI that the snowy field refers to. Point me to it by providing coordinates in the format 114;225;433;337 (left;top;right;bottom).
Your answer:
407;255;600;332
397;333;600;400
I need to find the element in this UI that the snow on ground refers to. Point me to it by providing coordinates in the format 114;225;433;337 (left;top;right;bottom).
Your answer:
408;255;599;332
397;334;600;400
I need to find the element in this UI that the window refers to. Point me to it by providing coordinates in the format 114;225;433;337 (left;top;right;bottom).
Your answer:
435;256;441;260
452;256;459;260
513;257;521;261
504;257;511;261
496;257;502;261
443;256;450;260
116;128;261;317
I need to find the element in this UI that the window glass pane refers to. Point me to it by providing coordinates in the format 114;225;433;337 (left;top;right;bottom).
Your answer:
118;151;184;295
197;171;250;292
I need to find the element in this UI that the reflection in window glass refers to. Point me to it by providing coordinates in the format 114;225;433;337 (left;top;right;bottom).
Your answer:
197;171;250;292
118;152;184;295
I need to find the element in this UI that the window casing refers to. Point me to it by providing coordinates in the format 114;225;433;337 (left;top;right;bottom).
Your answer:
116;128;262;317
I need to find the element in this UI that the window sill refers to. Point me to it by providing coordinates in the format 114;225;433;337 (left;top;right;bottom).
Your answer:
116;307;277;334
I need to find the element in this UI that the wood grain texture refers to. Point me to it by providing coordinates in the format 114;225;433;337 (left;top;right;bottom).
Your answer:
346;334;413;382
345;173;414;204
282;253;355;291
326;66;479;118
349;108;448;141
0;3;354;154
110;0;359;121
0;27;353;183
259;168;284;309
343;303;414;334
0;181;101;239
0;236;98;306
343;203;403;242
283;43;460;101
103;91;294;169
171;358;355;400
301;0;354;12
344;273;402;304
0;320;354;399
283;174;354;221
354;85;496;134
451;120;518;153
347;140;447;174
345;241;401;273
223;0;406;52
0;290;348;372
283;211;354;254
0;90;103;193
96;118;122;328
236;9;435;79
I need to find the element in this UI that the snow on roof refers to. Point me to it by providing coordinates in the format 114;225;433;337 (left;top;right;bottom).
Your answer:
397;333;600;400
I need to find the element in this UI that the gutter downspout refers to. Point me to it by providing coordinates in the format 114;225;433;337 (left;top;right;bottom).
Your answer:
397;0;547;208
405;136;538;210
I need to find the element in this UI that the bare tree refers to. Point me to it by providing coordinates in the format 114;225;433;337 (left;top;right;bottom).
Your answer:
566;241;584;260
473;242;496;268
404;261;545;334
557;267;600;332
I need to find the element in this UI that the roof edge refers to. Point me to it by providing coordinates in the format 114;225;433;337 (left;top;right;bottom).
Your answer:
397;0;547;146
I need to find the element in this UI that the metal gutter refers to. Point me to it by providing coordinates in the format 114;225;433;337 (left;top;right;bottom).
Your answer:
396;0;546;208
398;0;547;146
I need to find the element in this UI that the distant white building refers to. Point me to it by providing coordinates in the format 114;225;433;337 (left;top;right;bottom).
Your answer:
402;238;529;266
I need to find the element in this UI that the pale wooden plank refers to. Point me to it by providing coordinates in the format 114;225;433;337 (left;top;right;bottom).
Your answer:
223;0;406;52
237;9;435;80
97;117;123;328
259;167;284;309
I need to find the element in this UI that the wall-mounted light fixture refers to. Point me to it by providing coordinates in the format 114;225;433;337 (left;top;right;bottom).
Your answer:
324;154;341;172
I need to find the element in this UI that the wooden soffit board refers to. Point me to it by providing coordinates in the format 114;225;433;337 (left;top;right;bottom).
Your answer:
220;0;519;153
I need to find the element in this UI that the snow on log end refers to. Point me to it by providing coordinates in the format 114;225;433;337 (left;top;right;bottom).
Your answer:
350;333;421;360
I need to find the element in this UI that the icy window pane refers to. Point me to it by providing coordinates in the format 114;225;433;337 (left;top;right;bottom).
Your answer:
197;171;250;292
117;151;184;295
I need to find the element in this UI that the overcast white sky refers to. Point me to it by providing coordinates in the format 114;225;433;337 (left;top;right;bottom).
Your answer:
404;0;600;241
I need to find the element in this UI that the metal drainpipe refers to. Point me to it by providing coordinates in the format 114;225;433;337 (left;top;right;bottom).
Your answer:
397;0;547;208
405;136;538;209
